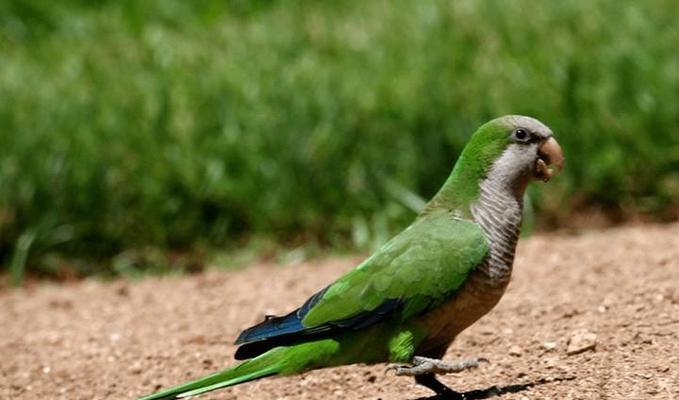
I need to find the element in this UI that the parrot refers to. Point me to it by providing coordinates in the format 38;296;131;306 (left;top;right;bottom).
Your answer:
138;115;564;400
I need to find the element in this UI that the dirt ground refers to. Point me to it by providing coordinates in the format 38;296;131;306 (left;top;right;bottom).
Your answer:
2;223;678;400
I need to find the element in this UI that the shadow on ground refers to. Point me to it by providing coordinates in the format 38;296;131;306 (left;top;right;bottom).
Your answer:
411;377;575;400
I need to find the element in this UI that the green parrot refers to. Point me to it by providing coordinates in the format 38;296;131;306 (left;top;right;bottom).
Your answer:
138;115;564;400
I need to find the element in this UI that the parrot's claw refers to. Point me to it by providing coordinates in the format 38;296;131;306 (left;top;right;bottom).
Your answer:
384;363;408;375
387;356;489;376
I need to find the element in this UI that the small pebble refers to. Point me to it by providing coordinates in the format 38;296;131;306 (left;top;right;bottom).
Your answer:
542;341;557;351
566;329;597;355
509;345;523;356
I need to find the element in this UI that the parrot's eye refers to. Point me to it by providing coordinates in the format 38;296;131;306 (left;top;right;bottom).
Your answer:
512;128;530;142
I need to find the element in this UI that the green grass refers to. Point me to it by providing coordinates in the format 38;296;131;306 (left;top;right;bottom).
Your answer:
1;0;678;280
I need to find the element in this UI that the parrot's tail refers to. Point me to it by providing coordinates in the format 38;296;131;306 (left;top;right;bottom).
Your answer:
136;351;278;400
136;340;339;400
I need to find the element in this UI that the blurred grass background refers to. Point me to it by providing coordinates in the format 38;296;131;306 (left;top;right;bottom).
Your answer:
1;0;678;282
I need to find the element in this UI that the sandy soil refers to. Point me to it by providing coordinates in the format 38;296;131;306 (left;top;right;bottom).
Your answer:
2;223;679;400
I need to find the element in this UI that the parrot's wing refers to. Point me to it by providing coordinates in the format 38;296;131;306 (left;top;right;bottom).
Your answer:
234;211;488;359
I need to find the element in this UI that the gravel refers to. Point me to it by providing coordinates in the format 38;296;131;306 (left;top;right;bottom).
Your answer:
2;223;679;400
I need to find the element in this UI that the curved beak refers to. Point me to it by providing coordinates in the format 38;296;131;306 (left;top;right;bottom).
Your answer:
535;136;564;182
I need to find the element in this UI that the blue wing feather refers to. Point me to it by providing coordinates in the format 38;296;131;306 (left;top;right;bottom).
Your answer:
233;289;400;360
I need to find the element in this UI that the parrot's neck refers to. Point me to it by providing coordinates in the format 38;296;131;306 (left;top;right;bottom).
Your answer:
470;179;523;284
469;148;530;285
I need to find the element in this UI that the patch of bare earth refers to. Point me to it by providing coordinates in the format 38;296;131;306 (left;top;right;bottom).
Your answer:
2;223;678;400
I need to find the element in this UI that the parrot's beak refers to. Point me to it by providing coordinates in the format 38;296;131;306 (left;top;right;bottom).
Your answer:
534;137;564;182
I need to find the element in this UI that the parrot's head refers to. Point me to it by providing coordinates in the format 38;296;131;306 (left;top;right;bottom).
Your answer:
428;115;564;212
463;115;564;190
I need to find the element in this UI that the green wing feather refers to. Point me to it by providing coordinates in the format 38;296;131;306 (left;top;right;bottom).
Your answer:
302;210;488;327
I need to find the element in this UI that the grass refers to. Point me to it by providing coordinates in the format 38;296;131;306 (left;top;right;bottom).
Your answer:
1;0;678;280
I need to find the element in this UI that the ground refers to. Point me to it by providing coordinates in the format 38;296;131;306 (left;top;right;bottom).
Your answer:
2;223;678;400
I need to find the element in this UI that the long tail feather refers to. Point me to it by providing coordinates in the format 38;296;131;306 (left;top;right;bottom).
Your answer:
137;348;286;400
137;339;340;400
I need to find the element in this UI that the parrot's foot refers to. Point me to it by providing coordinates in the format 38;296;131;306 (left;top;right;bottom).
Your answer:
387;356;489;376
